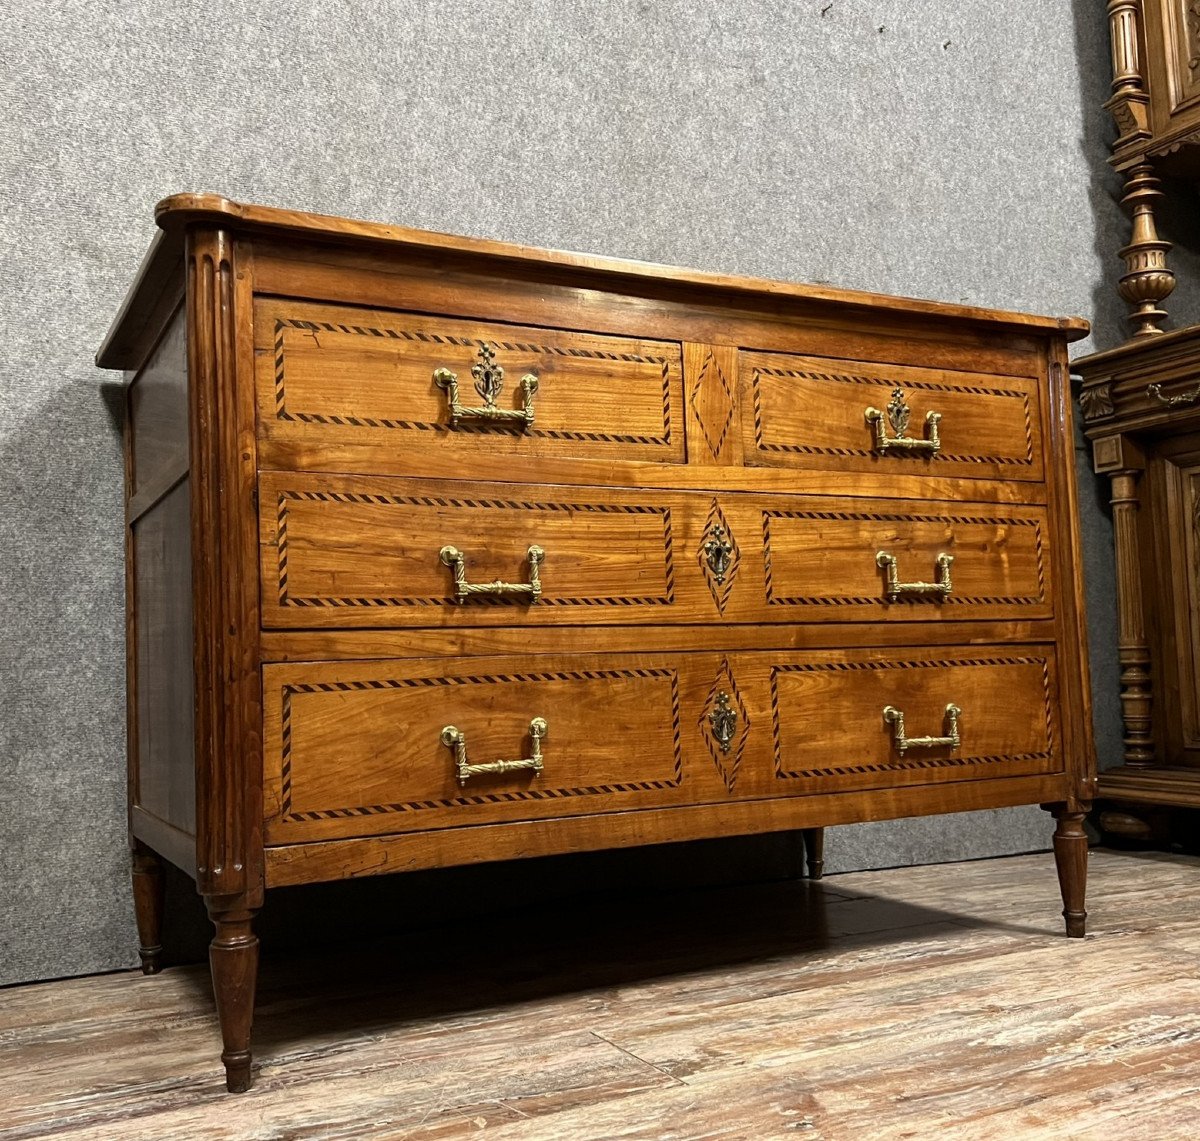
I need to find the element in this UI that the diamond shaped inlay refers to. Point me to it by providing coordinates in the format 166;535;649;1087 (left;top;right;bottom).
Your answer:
690;351;735;459
700;659;750;793
698;498;740;613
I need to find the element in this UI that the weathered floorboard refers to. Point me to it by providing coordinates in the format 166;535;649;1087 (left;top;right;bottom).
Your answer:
1;849;1198;1139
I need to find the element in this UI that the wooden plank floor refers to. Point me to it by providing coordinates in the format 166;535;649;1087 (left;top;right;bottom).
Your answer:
3;848;1199;1139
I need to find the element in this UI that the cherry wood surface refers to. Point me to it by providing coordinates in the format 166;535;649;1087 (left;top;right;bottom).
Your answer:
258;472;1053;630
100;195;1094;1093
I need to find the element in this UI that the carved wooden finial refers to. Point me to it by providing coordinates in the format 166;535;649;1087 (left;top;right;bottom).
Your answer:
1118;163;1175;336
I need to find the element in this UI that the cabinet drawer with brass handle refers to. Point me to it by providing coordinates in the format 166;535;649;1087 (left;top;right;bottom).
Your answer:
260;474;1053;629
741;350;1045;484
262;654;698;845
254;298;685;470
760;497;1052;623
747;644;1063;797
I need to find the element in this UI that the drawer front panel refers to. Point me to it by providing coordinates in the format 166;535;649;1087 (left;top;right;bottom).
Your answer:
261;474;1055;628
263;655;712;844
255;299;685;465
742;351;1044;483
264;645;1065;844
762;500;1051;622
746;647;1061;796
260;473;701;628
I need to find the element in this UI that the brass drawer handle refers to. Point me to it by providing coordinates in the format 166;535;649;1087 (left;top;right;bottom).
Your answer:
439;544;544;603
877;551;954;599
865;386;942;455
442;717;547;787
1147;381;1200;408
434;344;538;429
883;703;961;756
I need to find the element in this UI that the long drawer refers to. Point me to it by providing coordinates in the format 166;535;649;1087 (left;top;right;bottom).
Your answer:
741;349;1045;484
259;473;1053;628
262;645;1063;845
255;298;686;466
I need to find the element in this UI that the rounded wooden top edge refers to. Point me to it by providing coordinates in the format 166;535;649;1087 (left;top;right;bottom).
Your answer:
152;192;1089;340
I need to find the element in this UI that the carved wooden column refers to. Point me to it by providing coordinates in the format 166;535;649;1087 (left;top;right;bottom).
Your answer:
1104;0;1176;337
1118;163;1175;337
1093;434;1154;768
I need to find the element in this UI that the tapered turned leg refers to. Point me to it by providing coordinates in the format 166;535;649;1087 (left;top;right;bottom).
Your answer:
801;828;825;880
206;898;260;1093
131;844;165;975
1051;808;1089;938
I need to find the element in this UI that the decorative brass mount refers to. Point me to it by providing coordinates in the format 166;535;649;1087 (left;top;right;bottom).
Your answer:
865;387;942;455
1147;381;1200;408
442;718;547;786
877;551;954;599
703;524;735;585
434;344;539;428
439;544;544;602
883;703;961;757
708;691;737;754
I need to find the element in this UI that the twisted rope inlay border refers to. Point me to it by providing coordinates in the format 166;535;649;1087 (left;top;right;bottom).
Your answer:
749;366;1036;467
274;318;676;446
690;351;735;459
760;509;1046;607
275;490;676;609
278;668;683;820
769;655;1055;779
698;657;749;793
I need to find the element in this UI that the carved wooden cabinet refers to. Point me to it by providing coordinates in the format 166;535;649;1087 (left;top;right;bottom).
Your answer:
99;195;1095;1093
1101;0;1200;336
1073;3;1200;834
1077;331;1200;828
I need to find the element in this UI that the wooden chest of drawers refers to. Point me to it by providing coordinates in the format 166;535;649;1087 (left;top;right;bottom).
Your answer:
98;194;1096;1093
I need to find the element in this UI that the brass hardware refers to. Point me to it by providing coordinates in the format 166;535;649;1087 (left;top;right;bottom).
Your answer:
883;703;961;756
442;717;547;787
876;551;954;599
865;386;942;455
434;343;539;428
708;691;737;754
439;544;544;602
703;524;735;585
1147;381;1200;408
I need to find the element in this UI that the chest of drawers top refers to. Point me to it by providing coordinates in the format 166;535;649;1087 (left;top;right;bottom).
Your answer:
101;193;1086;502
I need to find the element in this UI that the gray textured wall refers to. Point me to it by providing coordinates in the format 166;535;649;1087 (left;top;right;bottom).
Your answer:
0;0;1164;986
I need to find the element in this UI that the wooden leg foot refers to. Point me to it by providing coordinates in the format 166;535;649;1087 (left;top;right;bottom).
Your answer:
1050;806;1089;938
206;898;260;1093
131;844;165;975
801;828;825;880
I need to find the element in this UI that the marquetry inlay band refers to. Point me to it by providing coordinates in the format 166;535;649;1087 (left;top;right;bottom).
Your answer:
769;655;1055;780
278;668;683;820
274;490;676;609
760;509;1046;607
750;366;1035;466
273;318;675;446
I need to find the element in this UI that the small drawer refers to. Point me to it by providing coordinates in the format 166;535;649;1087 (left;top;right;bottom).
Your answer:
741;350;1044;483
255;299;685;468
760;497;1052;623
263;654;695;844
753;646;1062;795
